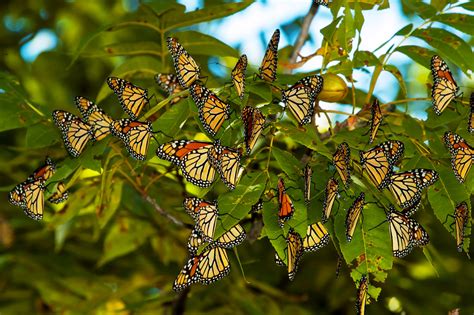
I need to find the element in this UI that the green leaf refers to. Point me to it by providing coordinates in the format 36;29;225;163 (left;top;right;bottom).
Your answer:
411;28;474;75
458;2;474;10
100;41;162;58
383;64;407;99
163;0;254;31
25;122;58;148
433;13;474;35
169;31;239;58
0;72;43;131
275;122;332;159
216;172;266;236
334;201;393;287
353;2;365;33
98;217;155;266
395;23;413;36
97;180;123;229
395;45;436;70
353;51;381;68
402;0;437;19
271;147;302;180
246;82;273;102
151;98;191;136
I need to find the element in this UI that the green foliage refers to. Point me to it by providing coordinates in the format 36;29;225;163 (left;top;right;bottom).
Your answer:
1;0;473;314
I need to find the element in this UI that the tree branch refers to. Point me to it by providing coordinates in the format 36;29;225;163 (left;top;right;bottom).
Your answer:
287;3;319;72
143;194;185;227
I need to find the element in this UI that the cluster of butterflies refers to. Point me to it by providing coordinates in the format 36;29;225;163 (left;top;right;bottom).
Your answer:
173;197;246;291
8;157;68;220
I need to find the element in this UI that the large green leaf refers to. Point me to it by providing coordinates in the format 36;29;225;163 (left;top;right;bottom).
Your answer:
216;171;266;236
395;45;436;70
433;13;474;35
411;28;474;75
271;146;302;180
166;31;239;58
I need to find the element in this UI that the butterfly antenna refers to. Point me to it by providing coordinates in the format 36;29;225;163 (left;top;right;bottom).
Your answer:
368;218;388;231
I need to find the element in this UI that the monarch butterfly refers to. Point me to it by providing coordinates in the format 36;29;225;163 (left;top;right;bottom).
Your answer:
444;131;474;183
107;77;148;119
449;202;469;252
469;93;474;133
9;179;45;221
232;54;247;99
173;245;230;291
259;29;280;82
430;55;459;115
388;169;438;215
110;119;152;161
167;37;200;88
52;110;94;158
48;182;69;204
368;99;383;144
9;157;55;208
387;206;429;257
322;177;338;223
156;140;217;187
242;106;265;155
75;96;113;141
189;83;230;137
282;81;315;125
277;178;296;227
360;140;404;190
302;222;330;252
303;164;313;204
299;74;324;99
154;73;184;100
188;224;246;255
210;144;243;190
275;229;303;281
333;142;351;188
27;157;56;182
345;193;365;242
356;276;368;315
183;197;218;242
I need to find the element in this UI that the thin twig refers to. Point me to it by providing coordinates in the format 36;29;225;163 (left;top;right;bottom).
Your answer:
287;2;319;73
143;194;184;227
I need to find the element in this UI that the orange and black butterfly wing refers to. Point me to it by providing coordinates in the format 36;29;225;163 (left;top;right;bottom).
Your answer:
107;77;148;119
387;209;414;258
333;142;351;188
430;55;459;115
215;146;242;190
167;37;200;88
190;84;230;137
52;110;93;157
454;202;469;252
259;29;280;82
469;93;474;133
231;54;248;99
444;131;474;183
75;96;113;141
282;82;314;125
111;119;152;160
242;106;265;155
345;193;365;242
356;276;368;315
277;178;295;227
48;182;69;204
369;99;383;144
322;177;338;223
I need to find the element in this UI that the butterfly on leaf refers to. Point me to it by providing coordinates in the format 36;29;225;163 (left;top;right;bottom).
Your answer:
386;206;429;258
75;96;113;141
154;73;184;102
107;77;148;119
469;93;474;133
275;224;329;281
209;143;243;190
368;99;383;144
183;197;219;242
231;54;247;99
48;182;69;204
333;142;351;188
430;55;460;115
444;131;474;183
52;110;94;158
187;223;246;255
167;37;200;88
189;83;230;137
277;178;295;228
356;275;368;315
303;164;313;204
241;106;265;155
173;245;230;292
359;140;404;190
8;157;56;220
387;169;438;216
258;29;280;82
110;119;152;161
345;193;365;242
449;202;469;252
156;140;217;187
322;177;338;223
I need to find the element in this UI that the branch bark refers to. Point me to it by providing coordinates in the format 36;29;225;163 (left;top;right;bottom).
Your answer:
287;2;320;72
